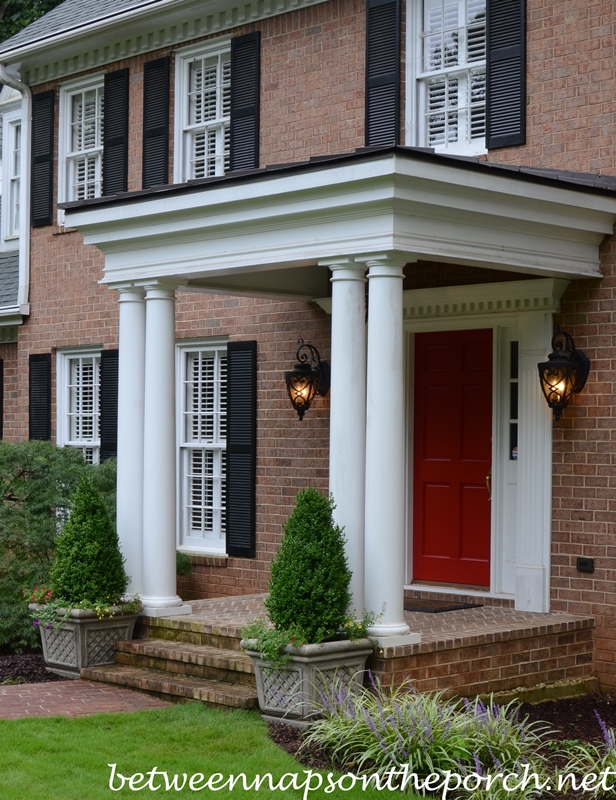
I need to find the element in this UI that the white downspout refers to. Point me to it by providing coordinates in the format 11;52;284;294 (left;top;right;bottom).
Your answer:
0;64;31;314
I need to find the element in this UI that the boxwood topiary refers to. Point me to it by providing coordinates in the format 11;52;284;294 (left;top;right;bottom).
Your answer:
264;487;351;644
51;474;128;606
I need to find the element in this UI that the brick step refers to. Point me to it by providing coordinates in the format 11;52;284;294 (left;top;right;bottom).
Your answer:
80;664;259;710
113;640;256;687
135;618;245;651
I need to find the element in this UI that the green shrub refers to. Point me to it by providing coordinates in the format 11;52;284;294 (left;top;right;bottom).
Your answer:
0;441;95;650
176;551;193;576
51;474;127;606
264;487;351;644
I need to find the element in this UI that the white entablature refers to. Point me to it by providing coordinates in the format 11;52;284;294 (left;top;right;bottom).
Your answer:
65;150;616;295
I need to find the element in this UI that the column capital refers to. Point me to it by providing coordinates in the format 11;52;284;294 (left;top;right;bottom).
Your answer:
355;252;413;277
115;285;145;302
139;280;177;300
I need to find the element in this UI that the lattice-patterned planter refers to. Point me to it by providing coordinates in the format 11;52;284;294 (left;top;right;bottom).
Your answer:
29;605;141;679
242;638;373;722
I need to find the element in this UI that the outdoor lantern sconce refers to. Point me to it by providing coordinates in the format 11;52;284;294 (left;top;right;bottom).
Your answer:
285;340;330;420
537;327;590;421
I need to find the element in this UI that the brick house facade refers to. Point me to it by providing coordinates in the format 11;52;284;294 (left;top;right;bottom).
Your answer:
1;0;616;686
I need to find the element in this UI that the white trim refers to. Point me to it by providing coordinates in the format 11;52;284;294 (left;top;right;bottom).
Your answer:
11;0;329;86
68;154;616;286
57;72;106;226
175;337;228;555
1;107;21;248
173;38;231;185
56;346;103;464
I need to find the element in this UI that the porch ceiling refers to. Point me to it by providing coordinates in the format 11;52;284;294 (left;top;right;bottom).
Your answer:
64;148;616;298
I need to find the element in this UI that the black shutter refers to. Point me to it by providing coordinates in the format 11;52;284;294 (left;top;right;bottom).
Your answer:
143;57;170;189
226;341;257;558
31;90;54;227
29;353;51;441
100;349;119;461
486;0;526;148
0;359;3;440
230;33;261;171
103;68;129;195
365;0;400;147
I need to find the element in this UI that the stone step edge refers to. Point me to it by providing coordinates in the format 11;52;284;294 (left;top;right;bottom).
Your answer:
80;665;259;709
115;640;254;673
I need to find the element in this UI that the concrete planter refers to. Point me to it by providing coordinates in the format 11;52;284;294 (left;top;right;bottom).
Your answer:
242;637;373;723
29;604;141;679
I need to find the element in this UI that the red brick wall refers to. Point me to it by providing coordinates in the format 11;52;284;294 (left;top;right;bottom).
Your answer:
482;0;616;688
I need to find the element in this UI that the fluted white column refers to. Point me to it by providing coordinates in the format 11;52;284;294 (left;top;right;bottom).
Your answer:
515;311;553;612
364;256;419;646
324;259;367;616
141;282;191;616
116;285;145;596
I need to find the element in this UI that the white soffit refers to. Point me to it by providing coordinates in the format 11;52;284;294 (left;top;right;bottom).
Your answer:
65;153;616;287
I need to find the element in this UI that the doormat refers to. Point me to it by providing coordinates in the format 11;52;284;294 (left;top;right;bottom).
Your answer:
404;599;483;613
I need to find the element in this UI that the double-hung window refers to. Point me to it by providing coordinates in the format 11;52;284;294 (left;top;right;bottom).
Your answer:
411;0;486;154
57;349;101;464
175;41;231;183
1;105;21;244
178;343;227;553
59;75;105;206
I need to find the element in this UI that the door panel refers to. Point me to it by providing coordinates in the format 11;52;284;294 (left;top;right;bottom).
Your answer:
413;329;492;586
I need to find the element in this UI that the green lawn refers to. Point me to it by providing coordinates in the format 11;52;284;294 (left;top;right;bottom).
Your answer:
0;704;403;798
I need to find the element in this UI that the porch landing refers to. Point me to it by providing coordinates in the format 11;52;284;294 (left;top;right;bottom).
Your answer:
133;594;595;698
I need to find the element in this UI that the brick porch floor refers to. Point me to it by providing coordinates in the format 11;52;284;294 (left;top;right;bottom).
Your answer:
137;594;596;697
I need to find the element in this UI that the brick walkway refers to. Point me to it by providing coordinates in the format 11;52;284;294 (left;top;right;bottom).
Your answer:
0;681;169;720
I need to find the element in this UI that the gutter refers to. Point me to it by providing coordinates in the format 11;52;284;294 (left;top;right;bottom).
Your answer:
0;64;31;314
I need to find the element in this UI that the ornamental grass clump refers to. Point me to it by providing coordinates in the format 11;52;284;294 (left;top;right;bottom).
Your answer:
303;675;554;798
264;487;351;644
51;474;128;606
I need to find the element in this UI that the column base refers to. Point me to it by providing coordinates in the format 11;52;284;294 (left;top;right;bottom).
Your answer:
372;632;422;648
141;604;193;618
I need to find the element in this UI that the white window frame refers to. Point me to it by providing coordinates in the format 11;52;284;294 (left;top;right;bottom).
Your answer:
1;107;21;247
173;37;231;185
56;347;102;465
176;339;228;554
405;0;487;156
58;72;106;224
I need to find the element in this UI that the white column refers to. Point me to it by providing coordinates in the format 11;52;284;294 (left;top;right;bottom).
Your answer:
141;282;191;616
363;256;420;646
324;259;367;616
116;285;145;596
515;311;553;613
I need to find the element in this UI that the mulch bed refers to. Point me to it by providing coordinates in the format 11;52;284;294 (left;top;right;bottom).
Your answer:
0;646;63;684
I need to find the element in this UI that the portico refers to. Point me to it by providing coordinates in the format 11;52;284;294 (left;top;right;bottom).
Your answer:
63;146;616;639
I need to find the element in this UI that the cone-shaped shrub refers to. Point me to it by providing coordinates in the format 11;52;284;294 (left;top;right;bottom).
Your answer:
264;488;351;644
51;474;127;605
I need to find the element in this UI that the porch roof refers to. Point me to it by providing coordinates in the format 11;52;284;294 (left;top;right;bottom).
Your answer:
64;146;616;298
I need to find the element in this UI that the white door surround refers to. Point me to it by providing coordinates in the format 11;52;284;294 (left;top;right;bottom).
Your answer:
401;278;569;612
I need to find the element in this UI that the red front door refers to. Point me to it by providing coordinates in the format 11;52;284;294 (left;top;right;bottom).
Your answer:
413;329;492;587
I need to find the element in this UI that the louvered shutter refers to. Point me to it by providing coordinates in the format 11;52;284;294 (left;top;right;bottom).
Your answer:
31;90;54;227
225;341;257;558
100;349;119;461
103;69;129;195
486;0;526;148
365;0;400;147
230;33;260;171
29;353;51;441
143;57;170;189
0;359;3;439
